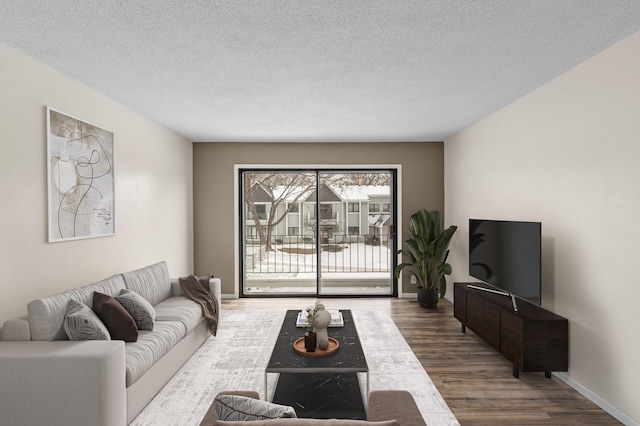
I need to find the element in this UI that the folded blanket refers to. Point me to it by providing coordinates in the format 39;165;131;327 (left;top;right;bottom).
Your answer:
179;275;219;336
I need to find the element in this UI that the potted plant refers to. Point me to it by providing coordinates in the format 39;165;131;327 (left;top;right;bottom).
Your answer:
394;209;457;308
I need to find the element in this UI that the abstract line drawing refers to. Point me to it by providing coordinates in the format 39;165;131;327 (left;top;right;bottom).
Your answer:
47;107;115;242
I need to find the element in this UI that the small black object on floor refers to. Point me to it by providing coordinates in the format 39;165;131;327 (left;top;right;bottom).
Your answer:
272;372;366;420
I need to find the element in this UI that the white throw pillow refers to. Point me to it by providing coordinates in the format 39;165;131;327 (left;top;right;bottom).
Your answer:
214;395;297;421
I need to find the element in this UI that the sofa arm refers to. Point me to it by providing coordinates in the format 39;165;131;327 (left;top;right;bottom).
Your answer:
0;340;127;426
172;277;222;304
367;390;426;425
209;277;222;304
2;316;31;340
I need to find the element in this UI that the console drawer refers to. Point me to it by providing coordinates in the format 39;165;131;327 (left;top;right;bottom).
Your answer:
467;292;500;350
500;310;523;342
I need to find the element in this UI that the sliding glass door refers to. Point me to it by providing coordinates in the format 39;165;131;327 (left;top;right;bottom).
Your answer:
241;169;396;297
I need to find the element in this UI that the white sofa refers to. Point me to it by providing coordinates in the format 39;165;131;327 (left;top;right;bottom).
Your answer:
0;261;220;426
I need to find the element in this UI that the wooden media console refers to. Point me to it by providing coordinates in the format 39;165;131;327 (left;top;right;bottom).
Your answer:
454;282;568;378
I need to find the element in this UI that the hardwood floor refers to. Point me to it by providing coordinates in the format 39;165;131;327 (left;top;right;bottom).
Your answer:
222;297;621;425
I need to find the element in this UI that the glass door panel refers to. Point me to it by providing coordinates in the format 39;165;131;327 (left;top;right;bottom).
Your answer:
318;171;394;296
241;169;395;296
243;171;317;294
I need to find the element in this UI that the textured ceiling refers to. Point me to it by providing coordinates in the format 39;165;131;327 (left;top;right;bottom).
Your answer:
1;1;640;142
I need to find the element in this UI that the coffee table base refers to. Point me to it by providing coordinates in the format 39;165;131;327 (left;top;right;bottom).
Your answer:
272;373;366;420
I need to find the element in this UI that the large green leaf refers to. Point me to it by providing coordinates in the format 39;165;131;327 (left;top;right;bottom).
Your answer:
396;209;457;295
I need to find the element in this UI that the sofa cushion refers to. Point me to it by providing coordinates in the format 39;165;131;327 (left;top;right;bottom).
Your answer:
116;289;156;330
121;261;172;306
125;320;185;386
154;296;203;334
93;292;138;342
214;395;296;421
63;300;111;341
28;274;126;341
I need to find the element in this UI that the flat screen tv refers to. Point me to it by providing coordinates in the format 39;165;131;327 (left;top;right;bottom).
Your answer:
469;219;541;306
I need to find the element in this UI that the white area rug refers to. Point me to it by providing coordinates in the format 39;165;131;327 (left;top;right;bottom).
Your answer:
131;310;459;425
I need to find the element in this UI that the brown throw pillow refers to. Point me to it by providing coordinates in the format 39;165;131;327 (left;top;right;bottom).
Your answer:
93;291;138;342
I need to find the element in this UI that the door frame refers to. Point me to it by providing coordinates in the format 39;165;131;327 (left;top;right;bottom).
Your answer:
233;164;403;298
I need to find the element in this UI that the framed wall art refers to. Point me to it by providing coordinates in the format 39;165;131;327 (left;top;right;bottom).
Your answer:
47;107;115;242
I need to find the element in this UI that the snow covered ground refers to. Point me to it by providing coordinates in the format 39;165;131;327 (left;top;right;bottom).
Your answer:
247;241;392;277
245;241;394;293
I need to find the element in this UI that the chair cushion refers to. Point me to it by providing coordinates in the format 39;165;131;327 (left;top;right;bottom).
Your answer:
367;390;425;425
214;395;296;421
216;420;398;425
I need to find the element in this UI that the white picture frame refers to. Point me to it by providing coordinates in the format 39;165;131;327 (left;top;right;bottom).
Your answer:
47;107;115;242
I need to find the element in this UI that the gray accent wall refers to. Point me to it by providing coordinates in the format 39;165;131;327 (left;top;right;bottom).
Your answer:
192;142;444;296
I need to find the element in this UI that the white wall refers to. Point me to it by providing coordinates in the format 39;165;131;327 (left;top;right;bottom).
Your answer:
445;30;640;424
0;42;194;336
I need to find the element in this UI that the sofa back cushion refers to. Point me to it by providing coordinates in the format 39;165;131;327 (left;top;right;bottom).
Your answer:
121;261;172;306
27;274;126;341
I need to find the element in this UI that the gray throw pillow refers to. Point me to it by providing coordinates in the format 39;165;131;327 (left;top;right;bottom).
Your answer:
63;300;111;341
115;289;156;330
214;395;297;421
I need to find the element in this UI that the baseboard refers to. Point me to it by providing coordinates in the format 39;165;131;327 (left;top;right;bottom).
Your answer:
398;293;456;302
222;291;447;301
553;372;637;426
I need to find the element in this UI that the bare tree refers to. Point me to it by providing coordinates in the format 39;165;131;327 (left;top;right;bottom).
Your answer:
244;172;388;250
331;172;390;187
245;172;318;251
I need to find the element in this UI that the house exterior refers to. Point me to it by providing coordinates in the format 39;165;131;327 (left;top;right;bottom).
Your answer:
245;183;391;244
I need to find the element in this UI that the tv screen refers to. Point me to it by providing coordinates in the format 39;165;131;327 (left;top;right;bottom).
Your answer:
469;219;541;305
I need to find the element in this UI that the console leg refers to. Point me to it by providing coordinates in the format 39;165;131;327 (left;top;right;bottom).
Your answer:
512;366;519;378
545;372;551;379
461;324;466;334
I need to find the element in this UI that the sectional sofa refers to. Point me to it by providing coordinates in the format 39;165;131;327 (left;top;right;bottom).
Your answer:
0;261;221;426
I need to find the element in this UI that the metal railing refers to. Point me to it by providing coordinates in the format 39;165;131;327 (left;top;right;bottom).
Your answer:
245;233;391;274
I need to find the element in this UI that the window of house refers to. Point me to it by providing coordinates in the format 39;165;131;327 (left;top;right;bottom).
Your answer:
382;203;390;213
249;204;267;219
320;204;332;219
369;203;380;213
348;202;359;212
288;227;299;236
348;226;359;235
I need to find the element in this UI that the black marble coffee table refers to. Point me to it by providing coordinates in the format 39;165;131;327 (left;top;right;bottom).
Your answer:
265;310;369;419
